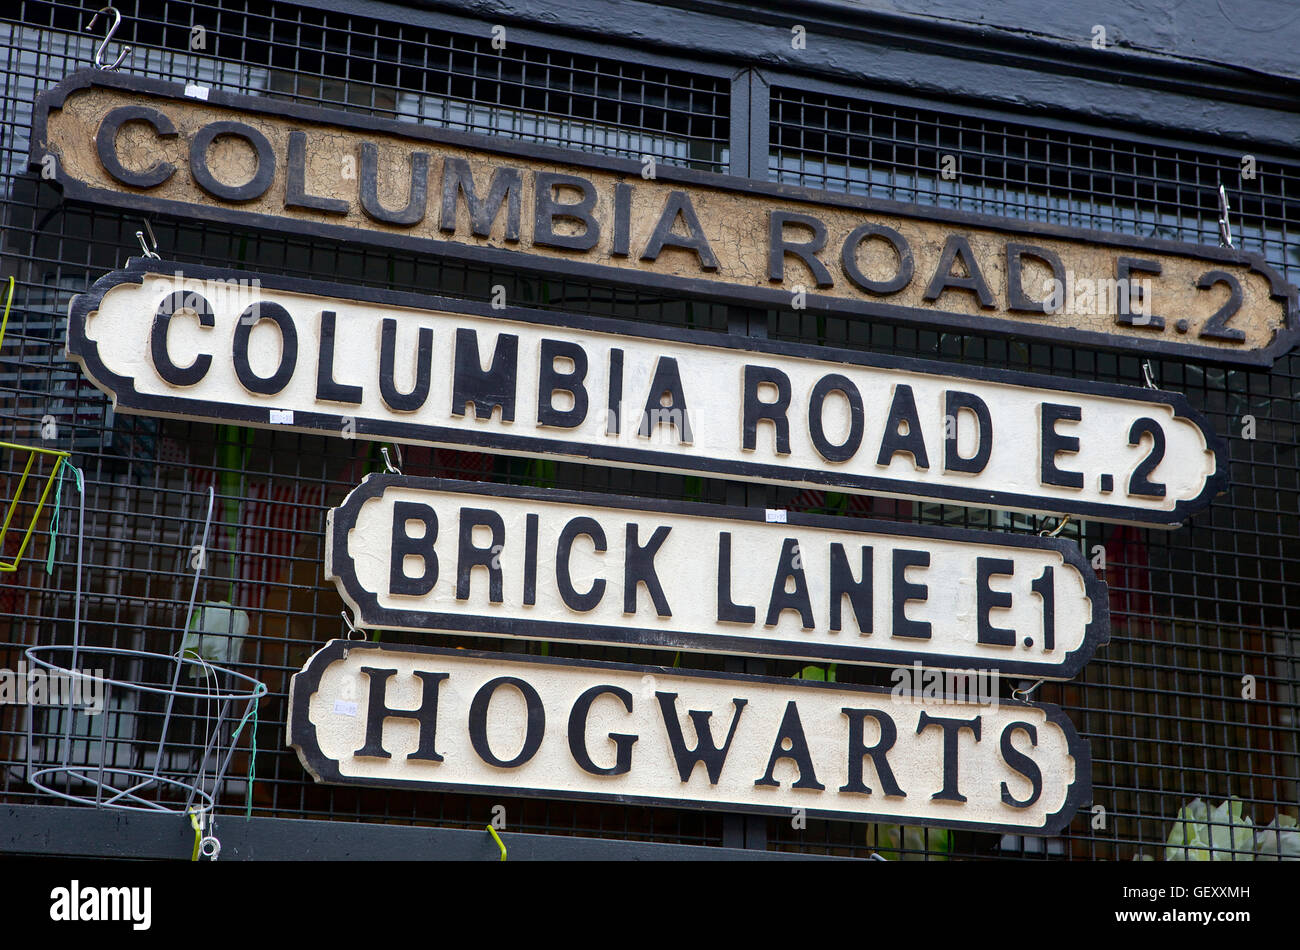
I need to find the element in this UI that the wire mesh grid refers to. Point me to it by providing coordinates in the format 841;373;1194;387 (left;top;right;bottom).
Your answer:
0;0;1295;859
764;86;1300;859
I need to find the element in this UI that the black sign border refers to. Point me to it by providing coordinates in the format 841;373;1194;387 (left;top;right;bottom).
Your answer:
288;639;1092;836
330;473;1111;679
35;67;1299;368
68;257;1230;527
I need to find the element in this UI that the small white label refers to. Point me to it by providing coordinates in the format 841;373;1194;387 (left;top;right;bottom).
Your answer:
333;700;358;717
269;409;294;424
184;84;210;100
765;508;787;523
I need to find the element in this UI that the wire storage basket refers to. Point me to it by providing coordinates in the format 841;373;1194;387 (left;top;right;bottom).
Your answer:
22;476;268;820
24;644;266;814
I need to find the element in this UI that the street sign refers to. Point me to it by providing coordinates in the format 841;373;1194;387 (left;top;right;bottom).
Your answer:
328;475;1109;679
36;68;1298;366
68;259;1228;527
287;640;1091;834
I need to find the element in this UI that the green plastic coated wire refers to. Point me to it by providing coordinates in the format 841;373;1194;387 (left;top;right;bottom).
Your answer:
229;691;266;818
487;825;507;861
45;461;81;574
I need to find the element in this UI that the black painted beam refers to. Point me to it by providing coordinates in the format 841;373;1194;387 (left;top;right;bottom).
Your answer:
0;805;841;860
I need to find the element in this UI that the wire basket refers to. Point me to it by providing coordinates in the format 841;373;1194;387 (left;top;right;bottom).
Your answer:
23;477;268;823
24;644;266;814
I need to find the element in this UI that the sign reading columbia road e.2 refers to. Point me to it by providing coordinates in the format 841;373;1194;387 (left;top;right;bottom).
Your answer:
36;69;1298;366
68;259;1228;527
287;640;1091;834
328;475;1109;680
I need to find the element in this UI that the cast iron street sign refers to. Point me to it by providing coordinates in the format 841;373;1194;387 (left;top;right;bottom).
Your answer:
36;68;1299;366
328;475;1110;679
67;258;1229;527
287;640;1091;834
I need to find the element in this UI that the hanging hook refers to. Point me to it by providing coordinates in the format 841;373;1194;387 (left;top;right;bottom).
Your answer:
340;610;366;641
1039;514;1071;538
136;219;160;259
1217;183;1233;249
1141;360;1158;390
380;445;403;475
86;6;132;71
1011;679;1044;702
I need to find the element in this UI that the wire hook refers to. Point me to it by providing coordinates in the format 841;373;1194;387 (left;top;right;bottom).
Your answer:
1217;183;1233;249
1141;360;1158;390
1039;514;1071;538
86;6;132;71
340;610;366;641
136;219;160;259
380;445;403;475
1011;679;1044;702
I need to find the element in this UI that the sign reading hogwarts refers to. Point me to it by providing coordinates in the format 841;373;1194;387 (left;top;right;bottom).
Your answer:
328;475;1109;680
287;640;1090;834
68;260;1228;527
35;69;1298;366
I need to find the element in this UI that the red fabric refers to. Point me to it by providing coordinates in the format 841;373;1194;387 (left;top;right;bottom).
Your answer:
1103;524;1153;635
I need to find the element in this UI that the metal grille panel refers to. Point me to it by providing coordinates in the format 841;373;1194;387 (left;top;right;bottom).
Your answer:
0;0;1295;860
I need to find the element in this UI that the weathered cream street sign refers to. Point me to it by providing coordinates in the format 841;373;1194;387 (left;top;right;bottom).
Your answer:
287;640;1091;834
328;475;1109;679
67;259;1228;527
36;69;1298;365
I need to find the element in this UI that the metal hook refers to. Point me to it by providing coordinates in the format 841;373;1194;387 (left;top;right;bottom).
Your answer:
1039;514;1071;538
1217;183;1233;249
136;219;160;259
1011;679;1044;702
1141;360;1158;390
86;6;131;71
380;445;403;475
341;611;366;641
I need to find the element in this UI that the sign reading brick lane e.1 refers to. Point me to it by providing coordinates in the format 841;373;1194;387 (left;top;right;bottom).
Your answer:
35;69;1298;366
329;475;1109;679
68;259;1227;527
287;641;1090;834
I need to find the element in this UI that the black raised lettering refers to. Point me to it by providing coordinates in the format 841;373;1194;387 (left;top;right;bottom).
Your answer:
1040;403;1084;489
354;667;448;762
624;524;672;617
150;291;213;387
655;692;747;784
440;157;521;240
389;501;438;596
641;191;718;271
452;328;518;421
742;365;792;455
923;235;995;308
568;685;637;776
892;549;931;640
556;516;606;612
840;708;906;796
232;302;297;396
468;677;545;768
876;384;930;470
95;106;177;188
754;701;825;790
286;131;348;214
537;338;589;429
360;141;429;226
917;711;982;803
